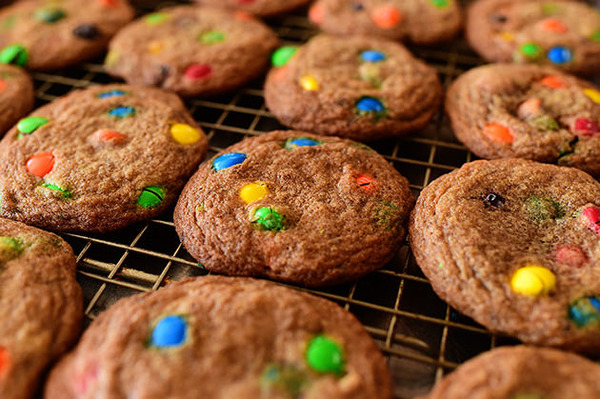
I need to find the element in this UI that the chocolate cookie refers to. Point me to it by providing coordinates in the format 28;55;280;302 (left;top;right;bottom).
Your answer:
105;6;279;97
0;0;134;71
45;275;393;399
264;34;442;141
446;64;600;176
0;84;208;232
193;0;312;17
420;346;600;399
466;0;600;75
308;0;462;45
0;217;82;399
0;64;33;135
174;130;414;287
410;159;600;354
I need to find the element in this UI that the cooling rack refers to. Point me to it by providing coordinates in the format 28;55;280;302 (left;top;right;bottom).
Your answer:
23;0;598;398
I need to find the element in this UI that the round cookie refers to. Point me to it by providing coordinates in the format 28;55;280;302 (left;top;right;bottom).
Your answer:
105;6;279;97
193;0;312;17
0;84;209;233
45;275;393;399
174;130;414;287
0;0;134;71
466;0;600;75
308;0;462;45
264;34;443;141
446;64;600;176
0;64;33;135
410;159;600;354
0;217;82;399
419;346;600;399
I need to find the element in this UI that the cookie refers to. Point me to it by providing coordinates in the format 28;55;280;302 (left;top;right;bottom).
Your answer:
264;34;443;141
446;64;600;176
174;130;414;287
420;346;600;399
0;64;34;135
193;0;312;17
0;217;82;399
466;0;600;75
0;0;134;71
104;6;279;97
308;0;462;45
45;275;393;399
410;158;600;353
0;84;208;233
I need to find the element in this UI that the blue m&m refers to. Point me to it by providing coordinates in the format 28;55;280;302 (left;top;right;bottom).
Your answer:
547;46;572;64
568;296;600;327
212;152;247;171
151;315;187;348
360;50;386;62
97;89;127;99
283;137;322;149
108;106;136;118
356;97;386;116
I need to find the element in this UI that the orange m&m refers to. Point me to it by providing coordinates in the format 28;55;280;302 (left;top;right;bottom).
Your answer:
372;5;402;29
541;76;568;89
484;123;514;143
26;152;55;178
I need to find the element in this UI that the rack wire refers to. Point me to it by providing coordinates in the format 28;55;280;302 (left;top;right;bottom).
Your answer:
24;0;597;397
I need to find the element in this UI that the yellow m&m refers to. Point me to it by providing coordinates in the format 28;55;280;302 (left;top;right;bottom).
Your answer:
511;266;556;296
300;75;319;91
170;124;202;145
584;89;600;104
240;183;268;204
147;41;163;54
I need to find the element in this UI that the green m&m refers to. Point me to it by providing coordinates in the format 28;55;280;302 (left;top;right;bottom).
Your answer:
305;335;345;376
137;186;166;208
252;207;285;231
0;44;28;67
271;46;298;67
17;116;49;137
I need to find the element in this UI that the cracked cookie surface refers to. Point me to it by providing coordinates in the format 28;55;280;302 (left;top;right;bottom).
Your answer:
45;276;393;399
264;34;442;141
174;130;414;287
105;6;278;97
0;84;208;232
446;64;600;176
0;217;81;399
420;346;600;399
410;159;600;354
466;0;600;75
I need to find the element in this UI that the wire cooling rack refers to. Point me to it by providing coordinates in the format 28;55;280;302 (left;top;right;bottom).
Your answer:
22;0;598;398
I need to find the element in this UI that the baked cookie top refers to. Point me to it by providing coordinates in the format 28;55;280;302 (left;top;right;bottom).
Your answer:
410;159;600;354
105;6;279;97
420;346;600;399
264;34;442;141
0;64;33;135
45;276;393;399
0;84;208;233
446;64;600;176
466;0;600;75
308;0;462;45
193;0;312;17
0;0;134;71
174;130;414;287
0;217;81;399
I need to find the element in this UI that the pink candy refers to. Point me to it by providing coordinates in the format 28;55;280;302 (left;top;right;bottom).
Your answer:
573;118;600;137
555;246;587;268
518;98;543;119
583;206;600;235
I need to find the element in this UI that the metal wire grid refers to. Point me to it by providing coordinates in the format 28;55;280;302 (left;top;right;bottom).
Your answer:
21;0;598;397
